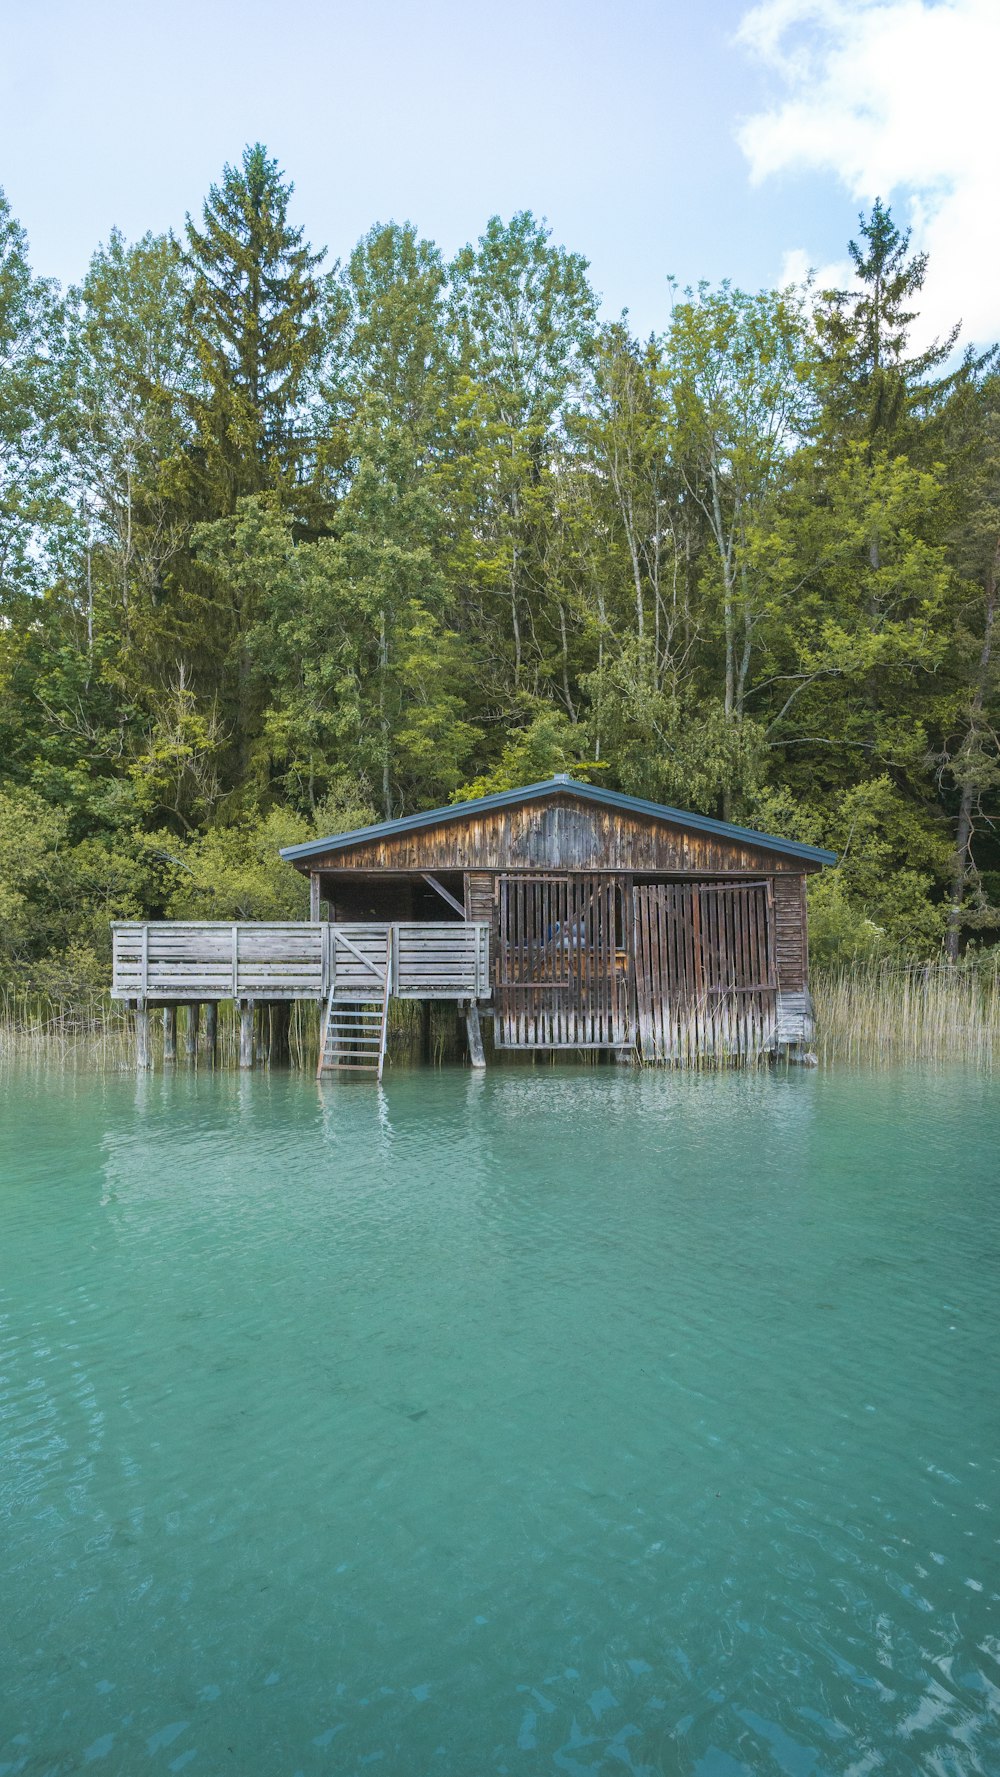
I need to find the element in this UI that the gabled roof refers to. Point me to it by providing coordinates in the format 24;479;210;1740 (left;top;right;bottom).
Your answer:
280;775;837;867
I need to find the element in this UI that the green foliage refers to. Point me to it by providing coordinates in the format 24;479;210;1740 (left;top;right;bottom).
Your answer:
0;189;66;601
807;878;889;967
0;786;69;954
0;165;997;992
163;808;312;921
453;709;596;800
0;785;171;996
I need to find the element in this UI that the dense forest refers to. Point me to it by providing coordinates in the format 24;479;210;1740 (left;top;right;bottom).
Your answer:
1;143;998;1000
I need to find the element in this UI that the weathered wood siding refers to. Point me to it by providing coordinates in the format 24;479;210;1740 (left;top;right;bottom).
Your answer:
308;795;815;877
773;874;809;993
464;870;495;923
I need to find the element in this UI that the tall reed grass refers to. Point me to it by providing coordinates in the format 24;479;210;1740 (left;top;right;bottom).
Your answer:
3;964;1000;1072
0;990;450;1073
812;959;1000;1069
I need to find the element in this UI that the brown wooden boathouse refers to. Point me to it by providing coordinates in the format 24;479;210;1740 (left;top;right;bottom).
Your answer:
288;775;835;1066
112;776;834;1071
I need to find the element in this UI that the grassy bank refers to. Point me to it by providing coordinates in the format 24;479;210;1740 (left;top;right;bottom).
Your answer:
3;964;1000;1072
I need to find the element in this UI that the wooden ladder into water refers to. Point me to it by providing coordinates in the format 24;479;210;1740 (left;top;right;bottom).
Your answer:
317;929;392;1082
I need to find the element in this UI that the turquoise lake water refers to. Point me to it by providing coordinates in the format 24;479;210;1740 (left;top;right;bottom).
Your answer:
1;1063;998;1777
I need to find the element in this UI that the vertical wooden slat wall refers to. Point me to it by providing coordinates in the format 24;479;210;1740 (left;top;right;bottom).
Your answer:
495;874;628;1049
632;882;778;1061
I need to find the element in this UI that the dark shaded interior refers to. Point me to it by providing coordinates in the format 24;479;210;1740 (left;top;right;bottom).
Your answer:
322;872;466;923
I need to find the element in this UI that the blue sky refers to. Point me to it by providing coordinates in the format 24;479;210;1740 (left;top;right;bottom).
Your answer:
1;0;993;345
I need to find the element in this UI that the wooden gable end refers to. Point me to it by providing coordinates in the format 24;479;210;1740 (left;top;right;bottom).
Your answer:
305;794;815;876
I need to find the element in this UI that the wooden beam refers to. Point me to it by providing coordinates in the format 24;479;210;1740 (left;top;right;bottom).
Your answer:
422;873;467;920
205;1002;218;1064
162;1005;177;1062
310;873;321;921
185;1002;200;1059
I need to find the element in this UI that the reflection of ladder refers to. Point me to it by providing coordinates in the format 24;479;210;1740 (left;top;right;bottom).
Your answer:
317;930;392;1082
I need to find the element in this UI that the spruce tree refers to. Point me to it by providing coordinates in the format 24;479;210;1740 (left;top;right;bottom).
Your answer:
817;198;960;454
184;143;325;513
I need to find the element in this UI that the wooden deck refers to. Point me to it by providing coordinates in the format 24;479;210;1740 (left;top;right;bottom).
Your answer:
111;921;491;1005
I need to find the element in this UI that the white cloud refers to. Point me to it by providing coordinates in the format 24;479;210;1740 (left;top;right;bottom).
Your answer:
777;246;853;294
736;0;1000;348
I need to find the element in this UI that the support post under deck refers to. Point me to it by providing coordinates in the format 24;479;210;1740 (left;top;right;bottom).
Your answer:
134;1001;151;1070
185;1002;200;1059
163;1006;177;1062
205;1002;218;1064
465;1001;486;1069
239;1000;254;1069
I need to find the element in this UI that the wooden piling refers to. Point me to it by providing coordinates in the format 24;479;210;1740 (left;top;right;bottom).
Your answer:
465;1001;486;1069
163;1005;177;1062
185;1002;200;1060
134;1001;151;1070
239;1000;254;1069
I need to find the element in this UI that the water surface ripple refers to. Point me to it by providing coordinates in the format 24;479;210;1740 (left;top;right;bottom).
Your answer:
1;1065;998;1775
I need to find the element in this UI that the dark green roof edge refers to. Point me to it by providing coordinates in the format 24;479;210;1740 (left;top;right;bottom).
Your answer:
280;777;837;868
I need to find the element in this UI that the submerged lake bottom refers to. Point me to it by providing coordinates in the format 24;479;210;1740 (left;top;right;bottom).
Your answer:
0;1063;998;1777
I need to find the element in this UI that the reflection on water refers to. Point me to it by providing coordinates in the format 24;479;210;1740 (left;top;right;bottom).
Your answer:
1;1063;999;1775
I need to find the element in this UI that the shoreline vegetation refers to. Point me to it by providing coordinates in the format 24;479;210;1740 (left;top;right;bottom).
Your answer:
1;149;999;1007
3;962;1000;1073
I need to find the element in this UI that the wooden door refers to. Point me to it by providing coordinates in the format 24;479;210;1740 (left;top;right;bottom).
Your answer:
632;881;777;1060
494;874;628;1049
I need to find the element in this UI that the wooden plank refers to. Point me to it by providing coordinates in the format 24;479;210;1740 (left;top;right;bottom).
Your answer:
421;873;467;919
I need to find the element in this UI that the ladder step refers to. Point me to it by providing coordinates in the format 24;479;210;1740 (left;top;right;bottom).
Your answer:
318;952;390;1079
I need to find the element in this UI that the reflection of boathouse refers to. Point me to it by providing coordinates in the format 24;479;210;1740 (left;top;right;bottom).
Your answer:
113;776;834;1073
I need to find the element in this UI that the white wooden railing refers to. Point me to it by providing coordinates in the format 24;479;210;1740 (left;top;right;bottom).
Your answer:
111;921;490;1003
